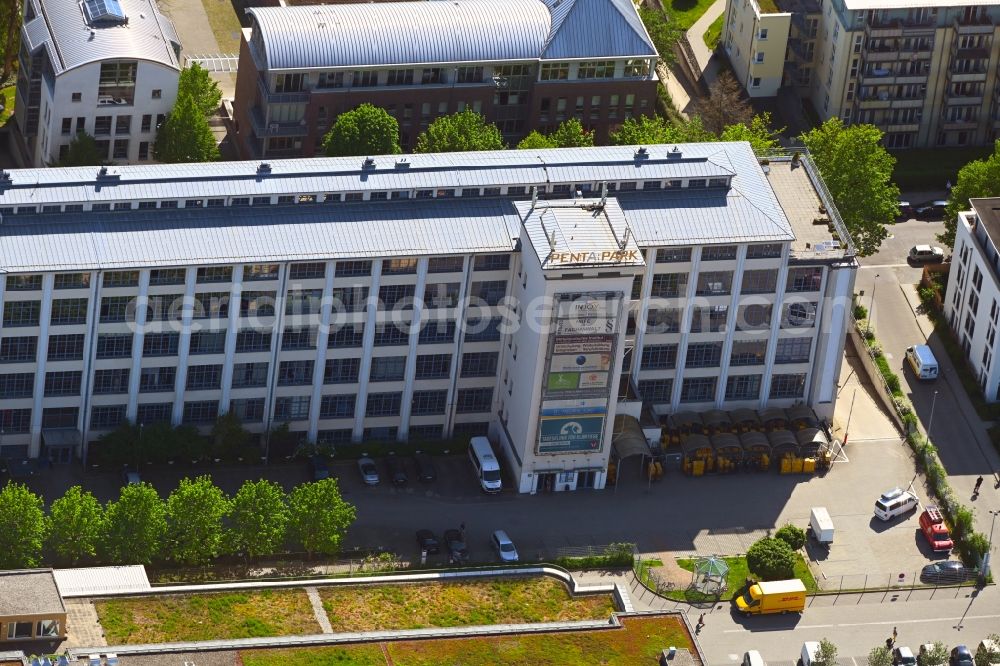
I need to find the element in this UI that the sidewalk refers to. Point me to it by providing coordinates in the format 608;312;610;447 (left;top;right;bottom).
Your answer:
685;0;726;83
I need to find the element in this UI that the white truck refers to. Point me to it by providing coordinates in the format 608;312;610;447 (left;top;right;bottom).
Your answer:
808;507;834;545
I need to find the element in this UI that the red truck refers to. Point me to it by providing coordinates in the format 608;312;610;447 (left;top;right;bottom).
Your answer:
919;506;953;553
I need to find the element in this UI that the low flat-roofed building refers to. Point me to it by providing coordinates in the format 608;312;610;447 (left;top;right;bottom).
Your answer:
0;570;66;642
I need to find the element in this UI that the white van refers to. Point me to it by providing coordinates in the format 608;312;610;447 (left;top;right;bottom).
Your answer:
905;344;939;380
800;642;820;666
742;650;767;666
874;487;919;521
469;436;502;493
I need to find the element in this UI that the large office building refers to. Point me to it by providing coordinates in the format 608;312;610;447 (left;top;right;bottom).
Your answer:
722;0;1000;148
0;143;856;492
944;198;1000;401
13;0;182;167
230;0;659;158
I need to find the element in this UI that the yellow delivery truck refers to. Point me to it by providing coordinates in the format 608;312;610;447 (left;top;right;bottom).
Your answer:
735;579;807;615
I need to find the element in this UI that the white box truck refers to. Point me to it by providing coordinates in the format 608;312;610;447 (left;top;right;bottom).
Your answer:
809;507;834;545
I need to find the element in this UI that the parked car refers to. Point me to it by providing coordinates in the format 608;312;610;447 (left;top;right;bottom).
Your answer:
897;200;915;219
357;456;380;485
893;647;916;665
874;487;918;521
918;506;953;552
950;646;974;666
742;651;766;666
414;452;437;482
491;529;519;563
121;466;141;486
386;456;408;485
908;245;946;264
444;528;468;563
310;455;330;481
415;529;440;555
914;200;948;219
920;561;971;583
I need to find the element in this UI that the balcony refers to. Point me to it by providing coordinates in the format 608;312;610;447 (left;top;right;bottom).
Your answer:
945;93;984;105
864;48;899;62
860;68;897;84
949;67;988;83
257;76;310;104
954;15;994;33
857;95;892;109
885;122;920;133
940;116;979;129
248;106;309;138
890;97;925;108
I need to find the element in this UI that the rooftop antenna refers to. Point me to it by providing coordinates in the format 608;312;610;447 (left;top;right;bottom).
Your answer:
620;227;631;251
599;181;607;206
530;185;537;210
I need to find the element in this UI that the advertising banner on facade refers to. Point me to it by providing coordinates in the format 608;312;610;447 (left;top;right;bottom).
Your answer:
552;335;614;355
538;414;606;453
549;352;612;373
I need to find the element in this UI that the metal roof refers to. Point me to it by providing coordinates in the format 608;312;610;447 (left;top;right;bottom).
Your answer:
0;569;65;616
541;0;656;59
0;143;801;272
53;566;151;597
517;198;645;270
0;199;520;272
22;0;180;75
247;0;655;71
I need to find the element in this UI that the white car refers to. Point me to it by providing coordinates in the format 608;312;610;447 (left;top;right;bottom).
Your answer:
491;529;519;562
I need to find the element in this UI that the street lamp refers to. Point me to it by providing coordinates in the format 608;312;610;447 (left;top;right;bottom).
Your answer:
983;509;999;584
927;390;939;440
865;273;880;337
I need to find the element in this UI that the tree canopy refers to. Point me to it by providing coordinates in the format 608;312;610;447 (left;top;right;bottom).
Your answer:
154;93;220;163
0;483;47;568
695;72;754;134
47;486;103;565
165;475;231;566
177;63;223;118
101;482;167;565
746;536;795;580
800;118;899;256
516;119;595;149
323;103;401;157
415;109;506;153
288;478;356;557
58;132;105;167
941;140;1000;247
229;479;290;559
609;112;781;155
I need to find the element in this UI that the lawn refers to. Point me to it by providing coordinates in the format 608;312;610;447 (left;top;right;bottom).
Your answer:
672;554;818;602
239;615;693;666
703;13;724;49
95;589;320;643
1;85;14;126
891;146;994;191
665;0;719;31
319;577;615;632
201;0;243;54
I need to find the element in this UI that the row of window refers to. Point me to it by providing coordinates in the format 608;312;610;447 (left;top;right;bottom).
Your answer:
645;267;822;299
637;372;807;403
644;302;818;334
639;336;812;372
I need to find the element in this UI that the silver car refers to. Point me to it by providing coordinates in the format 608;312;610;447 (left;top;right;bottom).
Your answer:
491;529;519;563
357;456;380;485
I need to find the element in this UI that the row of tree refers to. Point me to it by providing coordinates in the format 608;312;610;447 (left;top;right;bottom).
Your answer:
941;140;1000;247
0;476;355;569
59;63;222;166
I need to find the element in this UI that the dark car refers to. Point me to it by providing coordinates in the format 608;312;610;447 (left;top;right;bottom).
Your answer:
897;200;914;220
121;466;141;486
416;529;440;554
920;560;970;583
310;455;330;481
414;453;437;482
950;646;973;666
444;528;468;563
914;200;948;220
386;456;408;485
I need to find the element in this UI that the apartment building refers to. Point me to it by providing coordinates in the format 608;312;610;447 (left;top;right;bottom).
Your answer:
722;0;1000;148
230;0;659;158
0;143;856;492
944;198;1000;401
13;0;182;167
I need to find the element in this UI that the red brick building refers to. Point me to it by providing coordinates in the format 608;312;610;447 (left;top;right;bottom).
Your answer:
231;0;660;158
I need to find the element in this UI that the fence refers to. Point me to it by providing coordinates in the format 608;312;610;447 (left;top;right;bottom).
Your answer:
814;567;978;594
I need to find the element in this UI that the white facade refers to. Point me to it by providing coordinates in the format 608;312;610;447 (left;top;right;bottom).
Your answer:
0;144;856;491
944;199;1000;402
15;0;181;167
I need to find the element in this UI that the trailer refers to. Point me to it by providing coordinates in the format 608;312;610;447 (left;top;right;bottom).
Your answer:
809;507;834;545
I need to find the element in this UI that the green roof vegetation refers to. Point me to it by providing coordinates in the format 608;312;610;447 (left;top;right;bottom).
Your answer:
757;0;781;13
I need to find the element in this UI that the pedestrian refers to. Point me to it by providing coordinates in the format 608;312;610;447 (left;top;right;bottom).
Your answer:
697;613;705;628
892;626;897;643
975;476;984;494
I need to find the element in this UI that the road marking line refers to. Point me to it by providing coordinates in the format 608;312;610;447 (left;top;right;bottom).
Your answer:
860;263;911;268
721;613;1000;633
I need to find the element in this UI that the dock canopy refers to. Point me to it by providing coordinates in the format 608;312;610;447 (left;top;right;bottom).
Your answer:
759;407;788;430
672;411;705;434
711;433;742;457
612;415;652;460
729;408;760;432
703;410;732;433
787;405;819;430
796;428;828;456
